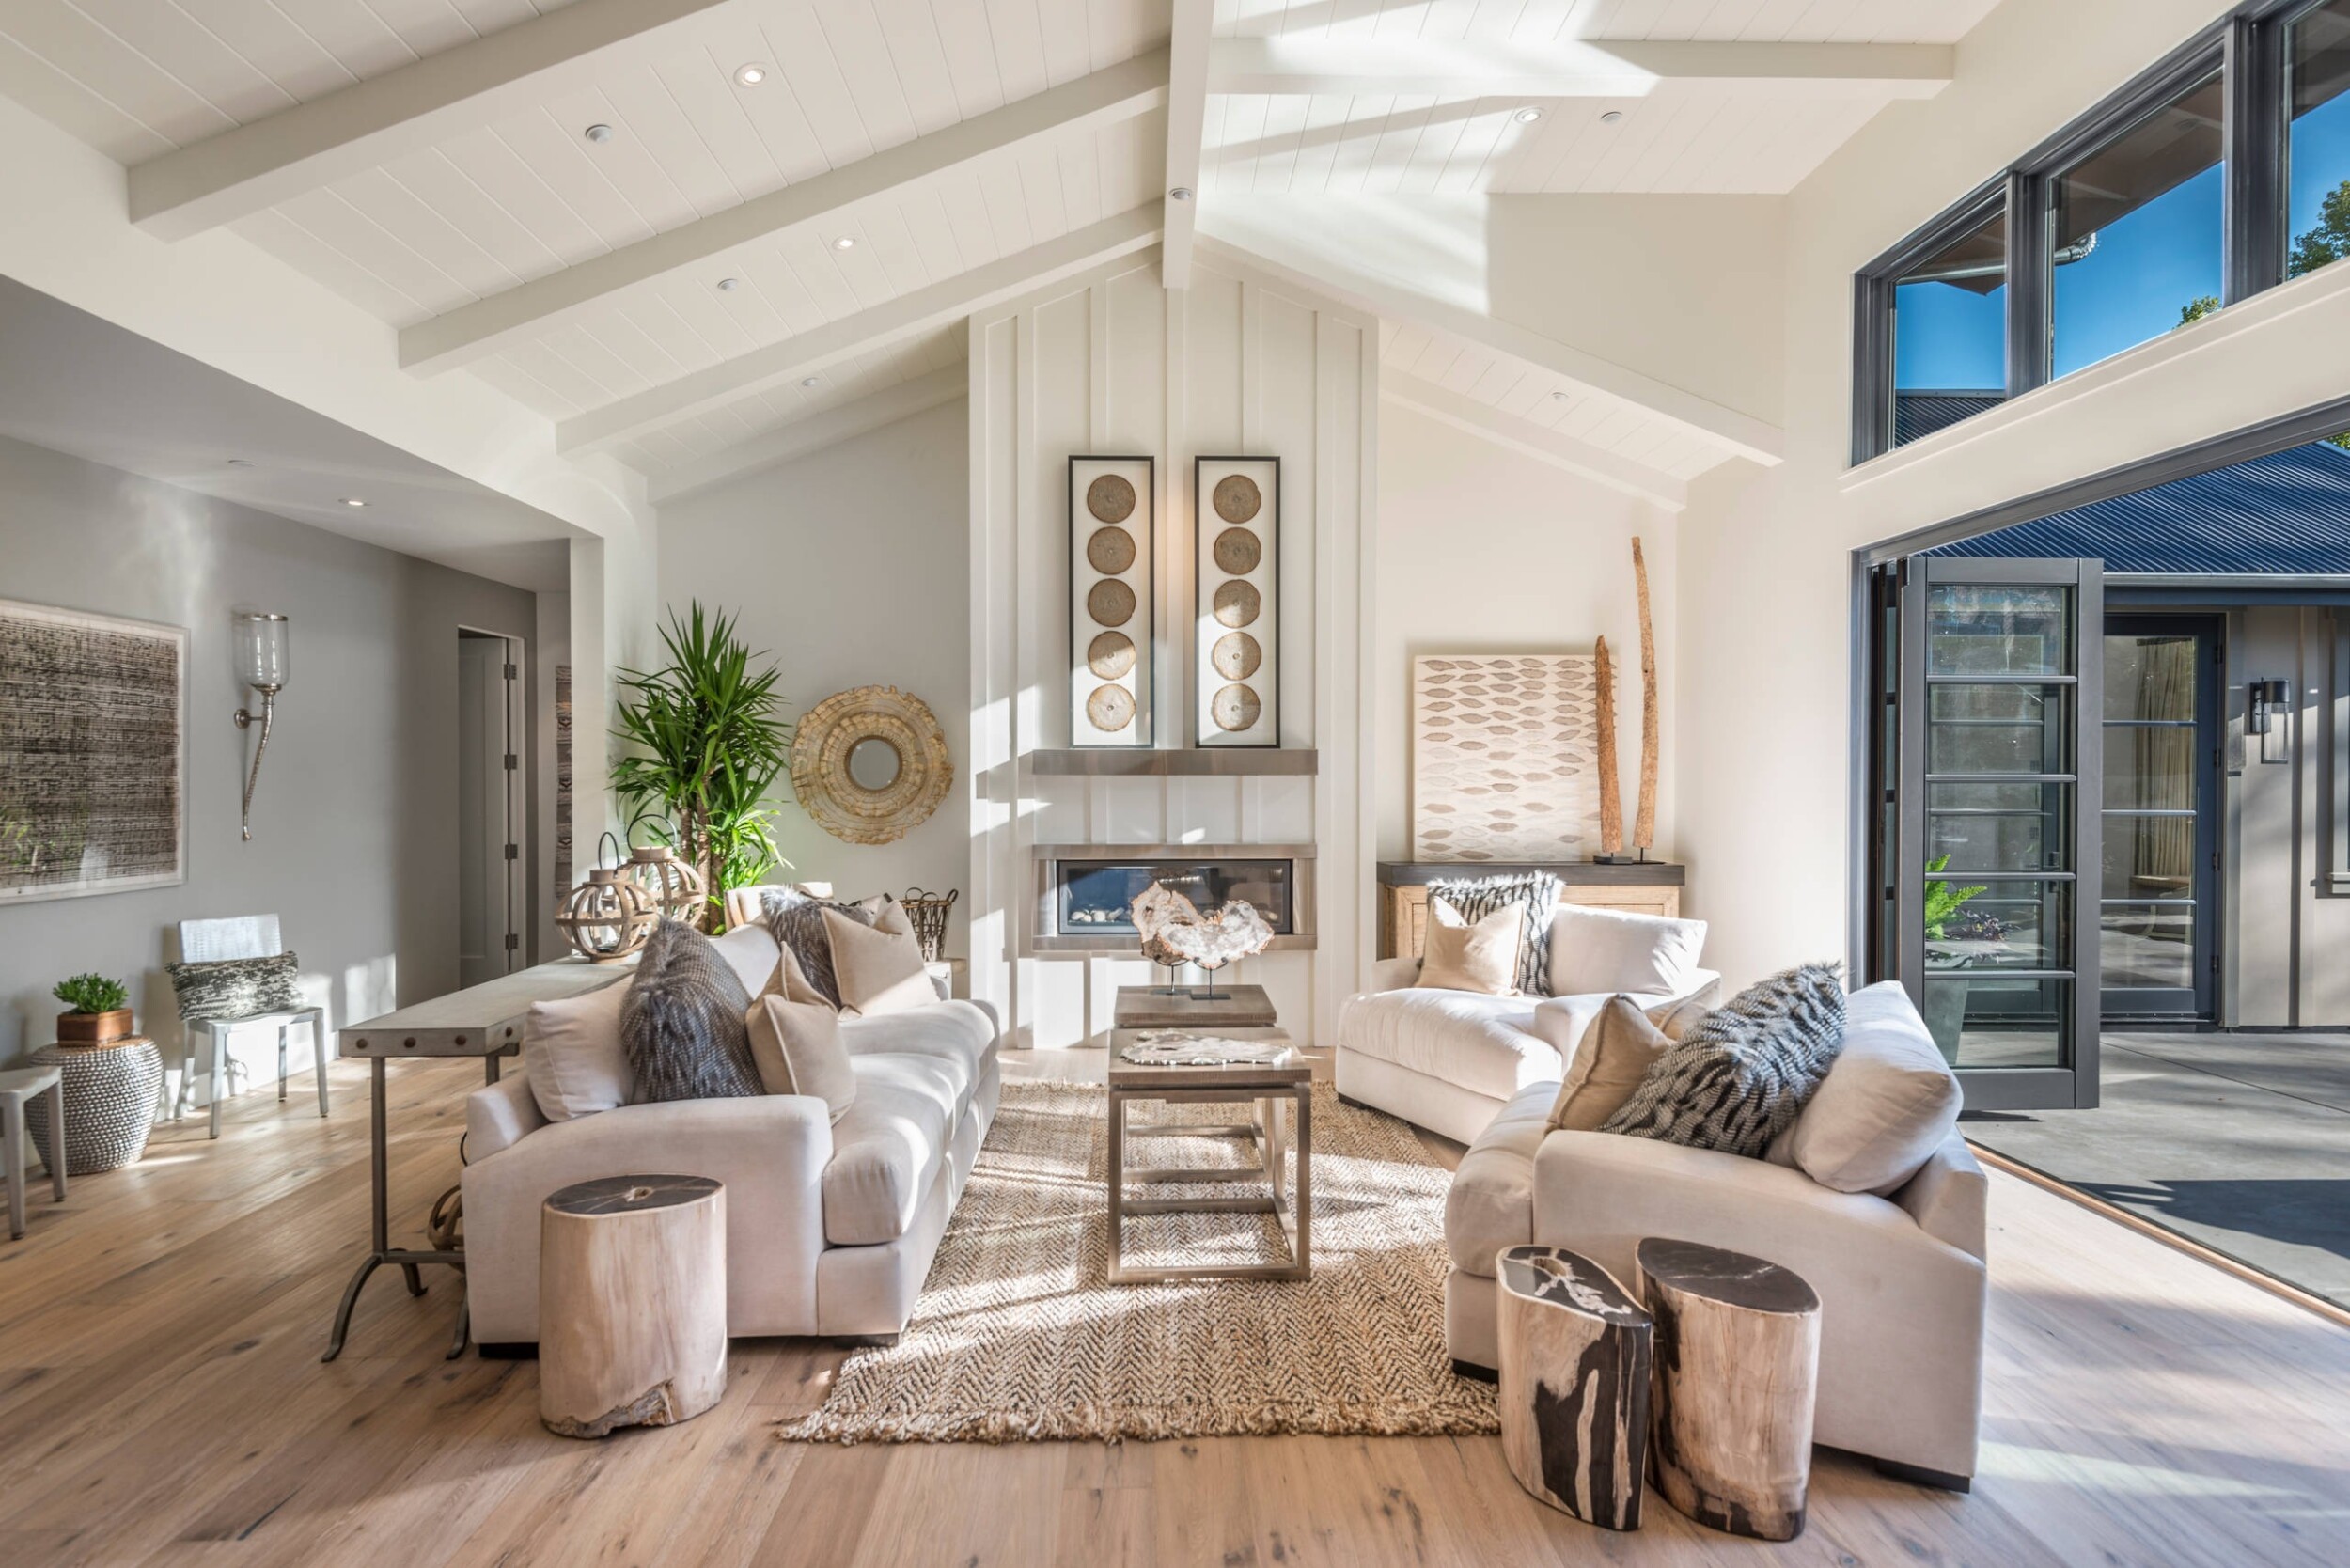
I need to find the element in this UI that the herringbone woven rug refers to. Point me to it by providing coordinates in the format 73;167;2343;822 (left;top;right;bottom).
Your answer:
776;1079;1498;1443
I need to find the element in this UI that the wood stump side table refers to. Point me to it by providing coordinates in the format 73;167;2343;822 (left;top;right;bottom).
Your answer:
1637;1238;1822;1543
539;1175;728;1439
30;1038;163;1175
1496;1246;1653;1531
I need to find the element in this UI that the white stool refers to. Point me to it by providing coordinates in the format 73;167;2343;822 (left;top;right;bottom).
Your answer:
0;1065;69;1239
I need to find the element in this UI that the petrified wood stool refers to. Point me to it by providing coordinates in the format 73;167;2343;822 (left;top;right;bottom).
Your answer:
1496;1245;1653;1530
1637;1237;1822;1542
540;1175;728;1439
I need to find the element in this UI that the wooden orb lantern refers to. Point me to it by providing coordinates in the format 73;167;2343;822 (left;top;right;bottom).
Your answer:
556;867;659;963
622;845;707;924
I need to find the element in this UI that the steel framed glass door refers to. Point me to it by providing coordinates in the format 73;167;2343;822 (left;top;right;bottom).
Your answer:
2099;615;2220;1022
1872;556;2104;1111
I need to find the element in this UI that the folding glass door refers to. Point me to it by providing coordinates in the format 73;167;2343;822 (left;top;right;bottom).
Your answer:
2100;617;2220;1021
1867;557;2104;1110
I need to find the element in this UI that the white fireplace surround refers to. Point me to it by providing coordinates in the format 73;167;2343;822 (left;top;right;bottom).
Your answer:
1029;843;1318;955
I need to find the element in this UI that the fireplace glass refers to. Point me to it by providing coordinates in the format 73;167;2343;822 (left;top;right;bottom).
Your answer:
1057;858;1294;937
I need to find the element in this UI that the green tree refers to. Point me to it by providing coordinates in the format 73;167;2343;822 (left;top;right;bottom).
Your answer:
2178;293;2221;326
2288;177;2350;278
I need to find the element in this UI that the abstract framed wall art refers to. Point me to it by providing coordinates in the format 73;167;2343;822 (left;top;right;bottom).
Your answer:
1411;653;1602;862
1069;455;1155;747
1193;455;1279;747
0;598;187;902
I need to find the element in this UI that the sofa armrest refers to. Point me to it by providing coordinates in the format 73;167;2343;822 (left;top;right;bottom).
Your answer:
466;1073;545;1162
1366;956;1419;995
461;1095;834;1342
1525;969;1723;1059
1891;1132;1988;1262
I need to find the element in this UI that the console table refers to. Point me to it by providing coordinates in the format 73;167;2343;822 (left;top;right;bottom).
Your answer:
322;958;631;1363
1376;861;1686;960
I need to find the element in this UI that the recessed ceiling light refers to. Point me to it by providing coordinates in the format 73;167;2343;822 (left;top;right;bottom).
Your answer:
340;496;368;507
225;458;253;468
1168;186;1194;202
716;276;741;291
1551;390;1572;401
1599;110;1624;125
800;375;822;388
734;63;768;86
832;234;856;251
1514;107;1543;124
584;123;614;144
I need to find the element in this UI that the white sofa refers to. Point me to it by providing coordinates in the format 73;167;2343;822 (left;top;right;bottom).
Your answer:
1336;901;1719;1144
1443;982;1988;1489
461;921;997;1348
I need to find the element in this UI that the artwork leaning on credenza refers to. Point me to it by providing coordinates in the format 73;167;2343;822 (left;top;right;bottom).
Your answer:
1069;455;1156;748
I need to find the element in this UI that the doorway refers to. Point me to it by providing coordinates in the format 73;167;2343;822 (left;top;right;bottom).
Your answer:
2099;615;2222;1023
458;630;521;988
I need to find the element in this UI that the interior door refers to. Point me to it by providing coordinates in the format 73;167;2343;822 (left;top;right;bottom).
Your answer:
1876;556;2105;1110
458;632;521;987
2099;615;2221;1022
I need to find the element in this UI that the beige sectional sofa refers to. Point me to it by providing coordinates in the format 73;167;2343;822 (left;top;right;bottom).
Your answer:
461;921;997;1348
1442;981;1988;1489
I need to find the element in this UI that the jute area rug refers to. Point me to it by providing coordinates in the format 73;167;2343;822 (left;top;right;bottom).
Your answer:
776;1079;1498;1444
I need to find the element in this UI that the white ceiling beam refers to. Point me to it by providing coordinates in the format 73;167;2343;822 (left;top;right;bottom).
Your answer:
560;206;1160;453
1207;37;1953;101
404;48;1171;375
1161;1;1214;290
1195;228;1779;465
649;365;966;505
129;0;733;240
1381;377;1687;510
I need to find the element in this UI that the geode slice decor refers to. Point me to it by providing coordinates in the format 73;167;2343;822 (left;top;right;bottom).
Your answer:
1132;882;1274;974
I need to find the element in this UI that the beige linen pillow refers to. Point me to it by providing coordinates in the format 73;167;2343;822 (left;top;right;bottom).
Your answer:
1548;903;1709;996
744;993;857;1121
521;980;631;1121
822;905;935;1015
1547;996;1673;1132
1786;980;1963;1194
760;943;831;1008
1645;993;1713;1042
1415;897;1524;995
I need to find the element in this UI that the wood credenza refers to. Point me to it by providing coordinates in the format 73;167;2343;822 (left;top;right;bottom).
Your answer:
1377;861;1686;960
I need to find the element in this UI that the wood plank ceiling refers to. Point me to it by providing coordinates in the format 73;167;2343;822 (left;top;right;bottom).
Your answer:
0;0;1996;494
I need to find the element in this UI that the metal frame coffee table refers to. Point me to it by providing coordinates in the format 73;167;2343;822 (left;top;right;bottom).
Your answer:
1104;1038;1311;1284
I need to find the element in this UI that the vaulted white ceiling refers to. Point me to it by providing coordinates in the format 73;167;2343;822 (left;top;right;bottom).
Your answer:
0;0;2000;506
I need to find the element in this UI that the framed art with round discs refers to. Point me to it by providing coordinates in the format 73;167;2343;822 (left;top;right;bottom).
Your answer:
1069;455;1155;747
1194;456;1278;747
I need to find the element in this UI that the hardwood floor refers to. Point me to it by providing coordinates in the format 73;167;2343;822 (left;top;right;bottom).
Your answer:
4;1050;2348;1566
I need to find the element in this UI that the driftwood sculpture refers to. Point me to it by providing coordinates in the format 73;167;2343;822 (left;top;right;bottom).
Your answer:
1593;636;1623;855
1632;538;1659;853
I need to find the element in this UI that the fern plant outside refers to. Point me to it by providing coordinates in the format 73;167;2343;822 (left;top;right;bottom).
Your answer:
611;604;792;933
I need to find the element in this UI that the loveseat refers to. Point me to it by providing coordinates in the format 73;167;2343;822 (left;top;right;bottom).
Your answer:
461;921;998;1347
1443;980;1988;1488
1336;902;1720;1143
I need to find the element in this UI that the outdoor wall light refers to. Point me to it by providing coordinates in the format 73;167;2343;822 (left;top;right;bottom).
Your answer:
232;611;289;841
2248;678;2290;736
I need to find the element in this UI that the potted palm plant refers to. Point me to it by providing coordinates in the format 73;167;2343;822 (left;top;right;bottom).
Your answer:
611;604;792;933
1921;855;1993;1065
54;972;133;1044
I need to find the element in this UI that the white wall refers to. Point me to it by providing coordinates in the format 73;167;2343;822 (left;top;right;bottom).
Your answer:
0;434;539;1080
969;251;1377;1049
1374;401;1677;863
658;400;972;951
1671;0;2350;991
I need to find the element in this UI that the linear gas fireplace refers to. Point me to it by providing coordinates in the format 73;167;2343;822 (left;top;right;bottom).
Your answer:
1031;844;1316;953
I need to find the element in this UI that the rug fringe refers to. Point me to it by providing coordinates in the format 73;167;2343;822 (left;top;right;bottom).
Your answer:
774;1400;1499;1446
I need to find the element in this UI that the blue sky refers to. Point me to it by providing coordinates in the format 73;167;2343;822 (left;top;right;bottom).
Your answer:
1894;88;2350;392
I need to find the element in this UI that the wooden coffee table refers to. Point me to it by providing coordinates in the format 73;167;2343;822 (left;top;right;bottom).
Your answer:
1104;1034;1310;1284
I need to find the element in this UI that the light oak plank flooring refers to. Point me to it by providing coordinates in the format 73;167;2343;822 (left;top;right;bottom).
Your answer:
1;1048;2346;1566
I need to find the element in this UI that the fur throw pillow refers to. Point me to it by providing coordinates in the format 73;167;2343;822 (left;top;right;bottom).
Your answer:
759;888;886;1009
1598;963;1847;1157
621;919;763;1104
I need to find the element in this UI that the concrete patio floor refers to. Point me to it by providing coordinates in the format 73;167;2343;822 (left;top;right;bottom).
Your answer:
1965;1031;2350;1308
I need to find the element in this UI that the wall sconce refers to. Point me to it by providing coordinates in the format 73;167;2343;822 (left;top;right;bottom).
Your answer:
232;611;289;841
2248;679;2290;737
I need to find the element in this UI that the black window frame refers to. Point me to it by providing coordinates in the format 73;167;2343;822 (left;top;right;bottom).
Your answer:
1854;0;2331;465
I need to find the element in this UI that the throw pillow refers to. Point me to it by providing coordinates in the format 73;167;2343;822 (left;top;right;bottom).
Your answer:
620;918;763;1104
744;994;858;1121
1644;990;1715;1042
1415;897;1524;995
166;952;304;1024
760;943;831;1007
1599;963;1847;1157
823;907;935;1015
1786;980;1964;1195
1547;996;1673;1133
760;888;886;1008
1548;903;1709;998
521;980;631;1121
1427;871;1559;996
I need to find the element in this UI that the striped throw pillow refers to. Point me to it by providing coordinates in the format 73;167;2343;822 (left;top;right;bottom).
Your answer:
1599;963;1847;1158
166;952;304;1025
